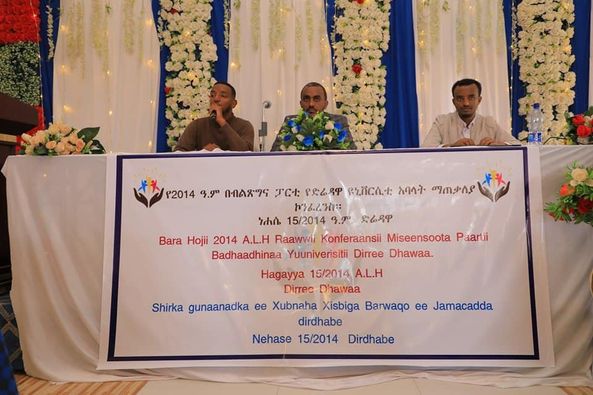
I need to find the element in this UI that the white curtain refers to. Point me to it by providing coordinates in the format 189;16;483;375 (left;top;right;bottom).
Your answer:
228;0;334;151
413;0;511;144
53;0;159;153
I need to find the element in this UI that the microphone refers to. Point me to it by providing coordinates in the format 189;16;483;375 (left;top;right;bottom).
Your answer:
263;100;271;109
209;110;217;119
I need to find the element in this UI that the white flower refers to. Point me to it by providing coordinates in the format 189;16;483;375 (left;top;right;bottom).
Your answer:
158;0;218;149
517;0;575;144
332;0;390;150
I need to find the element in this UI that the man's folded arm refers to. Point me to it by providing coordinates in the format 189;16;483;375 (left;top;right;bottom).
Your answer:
222;121;254;151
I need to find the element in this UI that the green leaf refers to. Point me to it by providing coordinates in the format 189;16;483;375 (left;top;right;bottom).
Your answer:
89;140;106;154
77;127;100;143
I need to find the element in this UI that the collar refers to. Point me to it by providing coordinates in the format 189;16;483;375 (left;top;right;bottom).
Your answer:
455;112;478;128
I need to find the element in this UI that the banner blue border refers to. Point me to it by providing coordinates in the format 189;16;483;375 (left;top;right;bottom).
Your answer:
107;147;539;363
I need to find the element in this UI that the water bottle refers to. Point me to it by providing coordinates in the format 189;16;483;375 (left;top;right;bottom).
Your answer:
527;103;543;145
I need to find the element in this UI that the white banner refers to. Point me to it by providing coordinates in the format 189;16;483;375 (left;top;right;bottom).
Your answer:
99;148;553;369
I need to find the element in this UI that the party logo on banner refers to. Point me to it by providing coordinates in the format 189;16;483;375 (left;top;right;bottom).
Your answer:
133;176;165;208
477;169;510;202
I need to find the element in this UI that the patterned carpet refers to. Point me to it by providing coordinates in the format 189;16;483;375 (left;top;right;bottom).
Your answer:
15;374;147;394
562;387;593;395
11;374;593;395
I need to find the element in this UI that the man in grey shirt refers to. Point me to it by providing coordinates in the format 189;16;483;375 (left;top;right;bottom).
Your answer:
421;78;519;147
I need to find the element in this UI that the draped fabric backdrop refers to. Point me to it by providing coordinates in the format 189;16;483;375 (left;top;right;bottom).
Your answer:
39;0;59;128
40;0;593;152
227;0;335;151
413;0;511;144
52;0;160;153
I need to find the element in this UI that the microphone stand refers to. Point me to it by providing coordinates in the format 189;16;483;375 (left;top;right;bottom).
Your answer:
259;120;267;152
259;101;271;151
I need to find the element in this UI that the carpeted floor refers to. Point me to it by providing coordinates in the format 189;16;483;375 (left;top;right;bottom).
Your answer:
15;373;147;394
13;373;593;395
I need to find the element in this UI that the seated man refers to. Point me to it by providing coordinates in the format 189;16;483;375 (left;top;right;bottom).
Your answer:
175;81;254;152
270;82;356;151
421;78;519;147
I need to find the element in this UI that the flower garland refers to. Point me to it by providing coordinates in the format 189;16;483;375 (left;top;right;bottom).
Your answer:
123;0;137;55
332;0;390;150
269;0;288;60
158;0;218;149
91;0;110;74
46;4;55;59
516;0;576;143
63;1;85;74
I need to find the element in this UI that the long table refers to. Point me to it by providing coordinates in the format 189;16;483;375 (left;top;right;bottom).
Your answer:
3;146;593;388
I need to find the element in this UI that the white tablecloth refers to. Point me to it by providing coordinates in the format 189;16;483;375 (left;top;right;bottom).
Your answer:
2;146;593;389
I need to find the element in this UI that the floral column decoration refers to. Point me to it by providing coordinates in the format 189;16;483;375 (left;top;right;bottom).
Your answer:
332;0;390;150
158;0;218;149
516;0;576;143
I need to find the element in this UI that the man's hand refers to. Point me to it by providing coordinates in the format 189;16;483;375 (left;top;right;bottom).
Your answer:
203;143;221;151
478;137;506;146
478;137;494;146
209;104;227;127
447;138;475;147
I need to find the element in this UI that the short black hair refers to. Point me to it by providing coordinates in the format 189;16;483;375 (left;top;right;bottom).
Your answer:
214;81;236;99
301;82;327;100
451;78;482;97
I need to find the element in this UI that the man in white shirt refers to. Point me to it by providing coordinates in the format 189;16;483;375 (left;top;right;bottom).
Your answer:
421;78;519;147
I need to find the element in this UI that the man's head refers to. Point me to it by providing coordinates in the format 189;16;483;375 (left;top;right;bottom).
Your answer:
300;82;328;116
210;82;237;115
451;78;482;122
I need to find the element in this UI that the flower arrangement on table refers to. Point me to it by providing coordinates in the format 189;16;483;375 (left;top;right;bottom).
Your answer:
564;107;593;145
545;163;593;226
276;110;353;151
20;122;105;155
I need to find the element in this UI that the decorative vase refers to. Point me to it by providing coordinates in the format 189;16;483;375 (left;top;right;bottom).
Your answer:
577;137;591;145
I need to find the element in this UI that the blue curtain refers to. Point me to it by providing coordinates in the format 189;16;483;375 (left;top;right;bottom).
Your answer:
572;0;591;113
504;0;523;137
381;1;419;148
39;0;60;127
153;1;169;152
212;1;229;82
